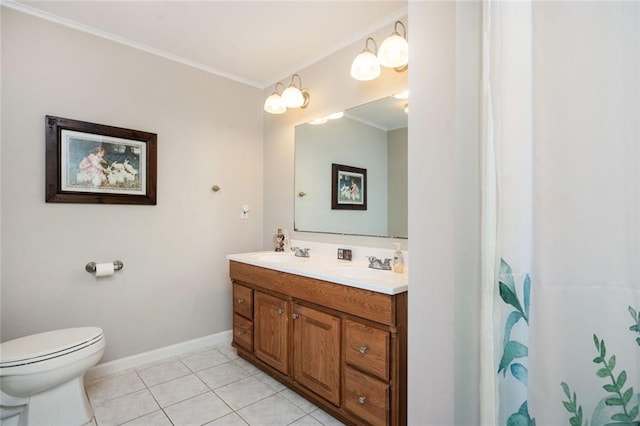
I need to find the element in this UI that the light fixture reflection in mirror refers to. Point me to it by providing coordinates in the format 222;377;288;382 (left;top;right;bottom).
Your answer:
294;94;408;238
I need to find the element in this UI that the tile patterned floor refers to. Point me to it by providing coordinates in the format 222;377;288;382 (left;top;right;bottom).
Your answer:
85;343;344;426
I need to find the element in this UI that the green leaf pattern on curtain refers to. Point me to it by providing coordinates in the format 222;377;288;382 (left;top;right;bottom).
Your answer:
630;307;640;348
498;258;535;425
560;306;640;425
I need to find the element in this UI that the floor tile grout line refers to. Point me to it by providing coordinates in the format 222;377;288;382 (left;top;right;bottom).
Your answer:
89;345;339;426
135;354;245;425
119;369;173;426
184;359;239;422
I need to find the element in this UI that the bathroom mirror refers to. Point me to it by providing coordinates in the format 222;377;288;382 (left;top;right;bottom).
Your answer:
294;93;408;238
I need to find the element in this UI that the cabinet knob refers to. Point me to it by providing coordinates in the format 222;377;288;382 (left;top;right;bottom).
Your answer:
237;329;245;336
358;396;367;404
236;298;244;304
359;345;368;354
292;313;300;320
277;308;285;315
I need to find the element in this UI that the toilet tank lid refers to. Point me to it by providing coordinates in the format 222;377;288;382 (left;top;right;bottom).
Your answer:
0;327;103;364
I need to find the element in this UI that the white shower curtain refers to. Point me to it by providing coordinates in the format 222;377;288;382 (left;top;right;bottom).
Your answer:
480;1;640;425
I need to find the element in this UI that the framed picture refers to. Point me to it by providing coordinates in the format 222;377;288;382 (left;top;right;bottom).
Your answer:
331;163;367;210
45;116;157;205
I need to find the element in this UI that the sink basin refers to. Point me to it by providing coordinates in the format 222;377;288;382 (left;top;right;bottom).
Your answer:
324;265;393;280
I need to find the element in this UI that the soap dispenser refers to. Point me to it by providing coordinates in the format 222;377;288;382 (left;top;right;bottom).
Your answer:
283;228;291;253
392;243;404;273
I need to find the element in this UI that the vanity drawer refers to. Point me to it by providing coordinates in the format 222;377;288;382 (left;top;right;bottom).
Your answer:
344;367;389;426
345;319;390;381
233;283;253;319
233;314;253;352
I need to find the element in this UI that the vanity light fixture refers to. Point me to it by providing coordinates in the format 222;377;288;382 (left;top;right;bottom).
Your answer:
263;82;286;114
264;74;310;115
378;21;409;69
350;20;408;81
281;74;310;109
350;37;381;81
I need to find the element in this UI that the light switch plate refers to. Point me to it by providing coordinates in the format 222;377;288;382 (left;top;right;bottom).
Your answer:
240;204;250;219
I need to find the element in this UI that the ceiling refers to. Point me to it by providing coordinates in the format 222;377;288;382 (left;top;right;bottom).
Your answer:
9;0;407;89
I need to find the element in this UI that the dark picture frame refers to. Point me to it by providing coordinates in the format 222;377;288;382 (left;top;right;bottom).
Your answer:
331;163;367;210
45;116;157;205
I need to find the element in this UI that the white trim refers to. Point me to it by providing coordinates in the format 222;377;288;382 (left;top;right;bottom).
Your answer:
85;329;232;381
0;0;263;88
1;0;406;90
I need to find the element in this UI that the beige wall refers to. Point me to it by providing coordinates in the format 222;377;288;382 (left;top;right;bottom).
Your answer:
0;9;264;362
408;2;481;424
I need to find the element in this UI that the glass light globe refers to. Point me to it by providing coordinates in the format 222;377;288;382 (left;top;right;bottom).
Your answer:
377;33;409;68
282;85;304;108
263;92;286;114
350;50;381;81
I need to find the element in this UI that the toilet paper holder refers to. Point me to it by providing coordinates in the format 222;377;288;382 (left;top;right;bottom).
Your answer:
85;260;124;274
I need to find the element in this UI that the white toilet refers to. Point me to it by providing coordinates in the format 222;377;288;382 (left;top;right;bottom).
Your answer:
0;327;105;426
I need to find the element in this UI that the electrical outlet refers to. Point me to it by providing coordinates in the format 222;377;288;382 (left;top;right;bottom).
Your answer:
337;248;352;261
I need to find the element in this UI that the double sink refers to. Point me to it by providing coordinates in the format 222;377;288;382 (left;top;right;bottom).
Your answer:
226;251;407;295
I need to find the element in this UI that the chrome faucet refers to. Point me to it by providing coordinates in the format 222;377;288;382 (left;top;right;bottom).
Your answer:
367;256;392;270
292;247;310;258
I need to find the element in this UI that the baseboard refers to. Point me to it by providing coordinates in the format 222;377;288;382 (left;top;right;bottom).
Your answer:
86;329;232;380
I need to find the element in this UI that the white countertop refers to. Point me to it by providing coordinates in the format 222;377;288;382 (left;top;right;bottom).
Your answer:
227;251;408;295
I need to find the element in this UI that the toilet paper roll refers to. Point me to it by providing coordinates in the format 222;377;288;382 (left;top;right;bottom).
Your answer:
95;263;115;277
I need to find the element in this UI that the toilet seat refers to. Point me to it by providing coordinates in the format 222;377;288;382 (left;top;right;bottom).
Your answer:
0;327;104;368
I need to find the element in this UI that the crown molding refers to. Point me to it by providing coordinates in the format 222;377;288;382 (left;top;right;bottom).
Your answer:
0;0;264;88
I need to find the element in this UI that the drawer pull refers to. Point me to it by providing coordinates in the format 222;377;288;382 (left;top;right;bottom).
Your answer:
236;298;244;304
292;313;300;320
237;329;245;336
359;345;368;354
358;396;367;404
277;308;285;315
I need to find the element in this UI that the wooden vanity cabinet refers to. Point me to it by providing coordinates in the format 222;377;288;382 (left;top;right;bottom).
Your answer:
230;261;407;426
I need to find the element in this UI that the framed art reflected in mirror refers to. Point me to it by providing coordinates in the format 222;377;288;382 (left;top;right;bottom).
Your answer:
331;163;367;210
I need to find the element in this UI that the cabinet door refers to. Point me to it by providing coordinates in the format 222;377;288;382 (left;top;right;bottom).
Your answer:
254;291;289;374
292;303;341;406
